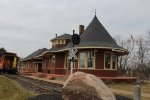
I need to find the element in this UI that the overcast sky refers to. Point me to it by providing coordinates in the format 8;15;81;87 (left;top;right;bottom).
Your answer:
0;0;150;57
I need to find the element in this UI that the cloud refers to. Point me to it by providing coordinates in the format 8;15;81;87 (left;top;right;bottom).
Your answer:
0;0;150;57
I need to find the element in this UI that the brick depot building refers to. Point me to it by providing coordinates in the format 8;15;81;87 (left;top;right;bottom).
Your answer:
22;15;128;77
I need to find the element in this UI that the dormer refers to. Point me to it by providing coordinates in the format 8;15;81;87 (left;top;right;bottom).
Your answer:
51;33;71;48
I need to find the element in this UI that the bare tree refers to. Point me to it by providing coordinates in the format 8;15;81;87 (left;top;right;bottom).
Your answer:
135;35;150;79
114;32;150;79
146;31;150;49
113;35;135;76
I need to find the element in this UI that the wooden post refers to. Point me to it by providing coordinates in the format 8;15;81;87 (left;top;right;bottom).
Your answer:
133;83;141;100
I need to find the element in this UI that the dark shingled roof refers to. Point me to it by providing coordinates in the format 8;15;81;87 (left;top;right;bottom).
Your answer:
51;33;72;41
46;16;128;55
78;15;121;48
24;48;48;60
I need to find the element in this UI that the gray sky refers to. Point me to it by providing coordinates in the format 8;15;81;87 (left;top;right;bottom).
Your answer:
0;0;150;57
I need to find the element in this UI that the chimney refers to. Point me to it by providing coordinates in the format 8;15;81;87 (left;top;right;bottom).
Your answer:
55;34;57;37
79;25;84;35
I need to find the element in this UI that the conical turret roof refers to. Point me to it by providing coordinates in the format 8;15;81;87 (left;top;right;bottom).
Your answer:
81;16;116;44
77;16;124;49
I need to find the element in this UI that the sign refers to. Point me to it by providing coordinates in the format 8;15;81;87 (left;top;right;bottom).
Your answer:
68;47;78;75
68;47;78;61
72;34;80;45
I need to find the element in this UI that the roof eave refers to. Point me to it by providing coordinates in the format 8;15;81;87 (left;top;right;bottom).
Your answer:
51;38;71;42
45;46;129;55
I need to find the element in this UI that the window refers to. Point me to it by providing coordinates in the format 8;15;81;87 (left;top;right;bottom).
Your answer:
62;40;65;44
58;40;60;44
104;52;117;69
79;51;95;69
64;40;66;44
87;52;94;68
53;41;56;45
79;52;86;68
64;54;70;68
56;40;58;44
105;53;111;69
52;55;55;62
112;54;117;69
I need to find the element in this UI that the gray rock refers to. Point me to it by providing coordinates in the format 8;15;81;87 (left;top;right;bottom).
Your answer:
62;72;116;100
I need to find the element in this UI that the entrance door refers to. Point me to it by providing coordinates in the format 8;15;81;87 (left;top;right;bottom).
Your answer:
38;63;42;72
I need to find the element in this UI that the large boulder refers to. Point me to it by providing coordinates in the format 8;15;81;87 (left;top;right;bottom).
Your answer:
62;72;116;100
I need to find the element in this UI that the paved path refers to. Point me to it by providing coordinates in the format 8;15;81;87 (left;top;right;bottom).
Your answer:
111;88;150;98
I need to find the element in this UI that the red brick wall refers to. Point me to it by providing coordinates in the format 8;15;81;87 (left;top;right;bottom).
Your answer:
42;57;50;73
95;50;104;69
53;49;118;77
53;44;66;48
54;69;118;77
73;69;118;77
22;49;119;77
22;59;43;73
54;53;65;74
55;53;65;68
55;69;67;75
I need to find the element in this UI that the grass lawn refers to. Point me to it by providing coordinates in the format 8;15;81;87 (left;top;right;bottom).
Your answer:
0;75;36;100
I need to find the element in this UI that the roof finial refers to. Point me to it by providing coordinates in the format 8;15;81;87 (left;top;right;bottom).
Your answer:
95;9;97;17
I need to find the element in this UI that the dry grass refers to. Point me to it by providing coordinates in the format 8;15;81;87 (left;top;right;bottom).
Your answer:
107;82;150;94
115;93;150;100
107;82;150;100
0;75;36;100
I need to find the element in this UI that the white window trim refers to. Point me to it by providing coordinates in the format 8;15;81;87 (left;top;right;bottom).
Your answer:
52;39;67;46
78;51;95;69
104;51;117;70
52;55;56;62
64;53;69;69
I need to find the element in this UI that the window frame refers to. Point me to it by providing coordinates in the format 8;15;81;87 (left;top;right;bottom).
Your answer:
52;55;56;62
78;51;95;69
52;39;66;45
62;40;64;44
64;53;70;69
79;52;86;69
104;51;117;70
104;52;111;69
112;54;117;69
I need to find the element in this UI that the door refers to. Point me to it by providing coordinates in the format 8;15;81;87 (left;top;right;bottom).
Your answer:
38;63;42;72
